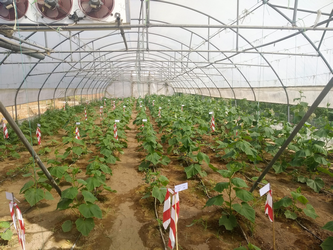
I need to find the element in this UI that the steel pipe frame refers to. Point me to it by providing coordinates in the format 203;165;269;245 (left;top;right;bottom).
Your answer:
150;1;290;108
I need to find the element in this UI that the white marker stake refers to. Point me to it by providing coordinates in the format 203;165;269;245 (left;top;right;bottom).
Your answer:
174;183;187;250
259;183;275;250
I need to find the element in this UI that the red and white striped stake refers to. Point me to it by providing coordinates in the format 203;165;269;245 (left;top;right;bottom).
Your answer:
84;107;87;121
75;123;80;139
2;119;8;139
209;112;215;132
104;99;106;106
168;192;179;249
158;107;162;118
142;119;147;128
100;106;103;120
9;201;25;250
163;188;174;229
123;105;126;112
36;124;41;145
113;123;118;140
153;100;155;106
113;101;116;110
260;183;275;250
181;105;184;112
63;104;66;111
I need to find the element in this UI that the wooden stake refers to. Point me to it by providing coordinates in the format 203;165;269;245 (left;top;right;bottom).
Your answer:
272;201;276;250
175;200;178;250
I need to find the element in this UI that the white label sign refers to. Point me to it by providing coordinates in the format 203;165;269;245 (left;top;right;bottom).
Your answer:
37;124;41;127
5;192;13;201
123;106;126;108
76;122;80;125
115;120;120;123
181;105;185;106
259;183;271;197
140;105;142;108
175;183;188;192
100;106;103;108
209;112;213;114
142;119;147;122
159;107;162;109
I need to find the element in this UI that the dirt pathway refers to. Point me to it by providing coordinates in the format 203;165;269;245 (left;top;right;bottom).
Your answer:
96;109;148;250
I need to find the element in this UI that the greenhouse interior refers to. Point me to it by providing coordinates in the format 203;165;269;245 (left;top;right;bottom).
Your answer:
0;0;333;249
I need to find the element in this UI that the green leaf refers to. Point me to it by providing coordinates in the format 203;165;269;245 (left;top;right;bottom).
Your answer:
291;192;308;205
75;218;95;236
219;214;238;230
234;188;253;202
231;178;248;188
303;204;318;219
62;187;78;200
208;163;218;171
248;243;261;250
272;161;287;174
273;197;293;209
152;186;167;203
214;182;229;193
232;202;255;223
105;155;117;164
24;188;44;206
322;221;333;232
20;180;34;193
99;164;112;174
146;152;161;165
297;176;307;183
77;179;87;185
62;220;73;232
158;175;169;187
313;144;327;155
82;190;98;203
317;167;333;178
321;236;333;250
205;195;224;207
57;198;73;210
306;177;324;193
44;191;54;200
73;138;84;146
1;229;13;240
284;210;297;220
79;203;102;219
72;146;83;156
160;155;171;166
86;176;103;191
49;166;68;179
197;152;210;164
234;247;247;250
216;169;232;178
22;173;32;177
314;155;328;165
184;164;203;179
0;222;10;228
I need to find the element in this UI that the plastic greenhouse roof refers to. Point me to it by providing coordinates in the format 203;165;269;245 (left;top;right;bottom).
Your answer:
0;0;333;114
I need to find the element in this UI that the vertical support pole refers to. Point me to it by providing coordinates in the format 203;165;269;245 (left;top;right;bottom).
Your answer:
208;17;210;62
287;105;290;123
187;32;193;68
69;31;73;62
236;0;239;51
146;0;150;51
292;0;299;26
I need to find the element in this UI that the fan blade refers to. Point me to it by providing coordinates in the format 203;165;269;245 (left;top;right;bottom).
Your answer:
104;0;114;9
90;5;109;18
16;2;27;15
81;1;92;13
0;5;9;18
59;0;72;12
46;7;59;18
37;0;45;4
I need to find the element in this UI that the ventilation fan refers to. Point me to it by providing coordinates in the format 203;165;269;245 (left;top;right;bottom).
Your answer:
0;0;29;21
80;0;114;19
36;0;73;20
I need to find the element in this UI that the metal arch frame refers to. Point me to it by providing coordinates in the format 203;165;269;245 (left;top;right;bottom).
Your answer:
0;32;37;66
96;47;203;95
106;60;193;95
62;34;208;98
150;0;291;108
147;2;257;101
267;2;333;75
12;31;82;121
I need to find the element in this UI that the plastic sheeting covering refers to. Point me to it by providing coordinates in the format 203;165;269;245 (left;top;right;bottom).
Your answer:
0;0;333;114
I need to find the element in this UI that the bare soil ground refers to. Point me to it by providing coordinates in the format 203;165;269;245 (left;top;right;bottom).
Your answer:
0;107;332;250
